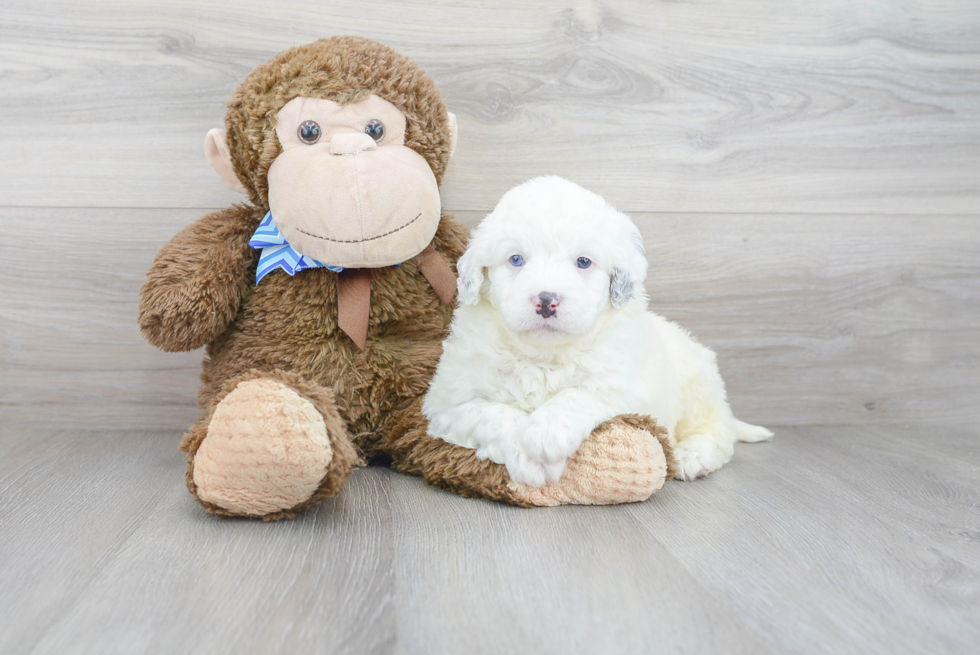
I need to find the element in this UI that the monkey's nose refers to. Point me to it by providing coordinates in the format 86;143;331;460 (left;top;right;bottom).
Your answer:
534;292;561;318
330;132;378;156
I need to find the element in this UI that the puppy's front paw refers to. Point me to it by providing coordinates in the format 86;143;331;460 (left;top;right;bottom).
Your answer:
506;416;671;507
521;412;584;464
504;449;548;487
674;434;723;481
542;459;567;484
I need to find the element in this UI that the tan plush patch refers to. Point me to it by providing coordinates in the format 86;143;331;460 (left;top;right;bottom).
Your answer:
267;121;441;268
193;378;334;516
508;418;669;507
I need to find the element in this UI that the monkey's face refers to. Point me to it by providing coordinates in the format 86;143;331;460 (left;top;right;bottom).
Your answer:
261;95;441;268
207;38;458;268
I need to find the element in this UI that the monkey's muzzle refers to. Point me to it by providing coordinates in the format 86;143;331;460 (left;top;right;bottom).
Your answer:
267;135;442;268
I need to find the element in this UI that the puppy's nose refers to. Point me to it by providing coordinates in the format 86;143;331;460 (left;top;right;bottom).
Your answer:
330;132;378;155
534;292;561;318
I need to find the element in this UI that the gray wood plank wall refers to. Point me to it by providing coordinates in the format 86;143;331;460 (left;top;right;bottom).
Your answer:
1;0;978;429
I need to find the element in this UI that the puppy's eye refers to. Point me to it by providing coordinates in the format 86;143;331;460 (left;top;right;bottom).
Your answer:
298;120;321;144
576;257;592;269
509;254;525;267
364;119;385;142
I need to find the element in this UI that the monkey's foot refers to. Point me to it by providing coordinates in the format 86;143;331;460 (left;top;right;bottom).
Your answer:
187;374;360;519
507;415;676;507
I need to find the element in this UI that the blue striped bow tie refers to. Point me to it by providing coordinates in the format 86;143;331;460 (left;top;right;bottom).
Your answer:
247;210;456;350
248;211;345;283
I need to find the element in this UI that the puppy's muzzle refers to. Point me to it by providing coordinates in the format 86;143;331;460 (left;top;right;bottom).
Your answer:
534;292;561;318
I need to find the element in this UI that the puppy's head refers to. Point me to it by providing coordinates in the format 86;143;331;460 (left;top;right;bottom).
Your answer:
458;176;648;341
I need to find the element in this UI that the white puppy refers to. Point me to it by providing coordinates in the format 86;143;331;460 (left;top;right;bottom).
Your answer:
423;176;772;487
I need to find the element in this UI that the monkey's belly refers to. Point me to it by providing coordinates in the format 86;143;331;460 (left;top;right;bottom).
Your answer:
199;267;450;442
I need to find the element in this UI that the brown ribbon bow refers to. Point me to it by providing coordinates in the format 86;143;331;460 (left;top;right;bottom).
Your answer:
336;245;457;350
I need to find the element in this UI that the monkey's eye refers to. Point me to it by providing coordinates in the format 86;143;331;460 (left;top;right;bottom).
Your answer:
509;254;525;267
576;257;592;269
297;120;321;144
364;119;385;142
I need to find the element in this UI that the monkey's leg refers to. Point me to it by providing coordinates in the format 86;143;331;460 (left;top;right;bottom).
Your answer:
386;401;676;507
511;414;677;507
181;370;362;520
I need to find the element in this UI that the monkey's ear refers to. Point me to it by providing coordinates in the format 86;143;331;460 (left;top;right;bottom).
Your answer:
205;128;248;194
447;112;458;159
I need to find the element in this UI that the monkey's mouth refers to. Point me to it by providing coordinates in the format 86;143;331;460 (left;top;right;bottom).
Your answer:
295;213;422;244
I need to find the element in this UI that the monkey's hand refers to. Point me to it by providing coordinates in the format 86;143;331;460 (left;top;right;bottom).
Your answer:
138;204;262;352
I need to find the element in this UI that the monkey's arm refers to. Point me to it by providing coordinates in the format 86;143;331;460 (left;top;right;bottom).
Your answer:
139;204;262;352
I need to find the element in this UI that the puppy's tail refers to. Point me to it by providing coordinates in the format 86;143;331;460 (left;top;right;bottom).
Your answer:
734;419;774;443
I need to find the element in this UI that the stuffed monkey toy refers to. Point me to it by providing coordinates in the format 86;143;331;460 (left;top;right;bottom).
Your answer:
138;36;674;519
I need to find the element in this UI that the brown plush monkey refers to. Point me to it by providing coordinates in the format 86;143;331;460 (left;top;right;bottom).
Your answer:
138;36;674;519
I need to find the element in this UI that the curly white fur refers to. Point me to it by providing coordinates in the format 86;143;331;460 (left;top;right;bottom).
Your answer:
423;176;772;487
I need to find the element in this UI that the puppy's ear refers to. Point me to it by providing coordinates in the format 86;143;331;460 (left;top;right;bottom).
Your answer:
610;228;648;308
456;246;485;305
609;267;634;307
457;212;503;305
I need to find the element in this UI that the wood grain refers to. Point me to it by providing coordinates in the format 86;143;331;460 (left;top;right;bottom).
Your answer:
0;1;977;213
0;430;181;654
626;424;980;655
1;1;978;427
2;208;977;429
1;426;976;654
2;4;978;654
0;429;398;655
387;472;772;654
643;213;980;426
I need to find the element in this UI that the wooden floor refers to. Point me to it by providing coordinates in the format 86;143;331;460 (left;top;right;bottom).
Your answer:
1;425;976;655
